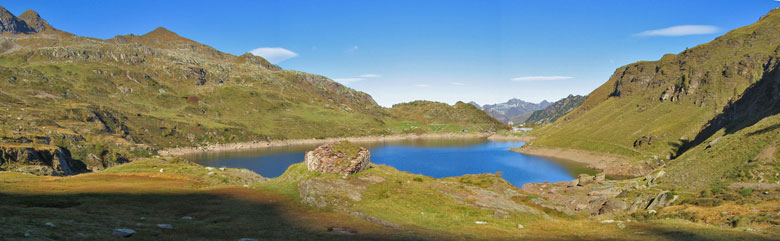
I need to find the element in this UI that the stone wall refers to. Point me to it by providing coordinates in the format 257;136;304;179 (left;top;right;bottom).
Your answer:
305;143;370;175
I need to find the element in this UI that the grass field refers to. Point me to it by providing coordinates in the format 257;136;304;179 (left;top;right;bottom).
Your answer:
2;158;777;240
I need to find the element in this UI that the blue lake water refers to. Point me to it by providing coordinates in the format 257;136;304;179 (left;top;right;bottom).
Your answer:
185;139;595;187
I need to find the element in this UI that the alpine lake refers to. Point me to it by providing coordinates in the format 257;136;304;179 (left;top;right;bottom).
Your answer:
183;138;597;187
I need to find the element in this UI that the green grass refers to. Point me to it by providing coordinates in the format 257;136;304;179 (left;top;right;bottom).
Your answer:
329;141;362;159
662;112;780;191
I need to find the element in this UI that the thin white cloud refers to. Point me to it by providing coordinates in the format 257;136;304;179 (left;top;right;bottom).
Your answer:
511;76;573;82
414;84;431;88
635;25;719;37
333;78;365;84
333;74;380;84
346;45;359;53
450;82;466;86
249;47;298;64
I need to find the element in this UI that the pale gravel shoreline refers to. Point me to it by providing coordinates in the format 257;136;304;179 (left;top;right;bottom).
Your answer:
510;145;654;177
158;133;525;156
486;135;535;142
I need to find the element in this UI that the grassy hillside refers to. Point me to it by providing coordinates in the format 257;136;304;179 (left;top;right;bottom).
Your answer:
530;9;780;190
387;101;505;134
0;9;503;173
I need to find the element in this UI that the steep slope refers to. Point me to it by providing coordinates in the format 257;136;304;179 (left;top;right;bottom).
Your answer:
0;7;501;174
526;95;586;125
479;98;551;123
531;8;780;189
663;53;780;190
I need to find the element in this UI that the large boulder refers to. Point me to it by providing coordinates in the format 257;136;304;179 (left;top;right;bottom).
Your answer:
599;199;628;215
305;141;370;175
577;174;595;186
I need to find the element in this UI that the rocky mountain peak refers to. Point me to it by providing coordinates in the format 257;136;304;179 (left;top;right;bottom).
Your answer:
0;6;34;34
479;98;553;123
141;27;196;43
18;9;52;32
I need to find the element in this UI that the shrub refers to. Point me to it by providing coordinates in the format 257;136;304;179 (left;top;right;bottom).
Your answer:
712;183;726;194
739;188;753;196
700;190;712;197
187;96;200;104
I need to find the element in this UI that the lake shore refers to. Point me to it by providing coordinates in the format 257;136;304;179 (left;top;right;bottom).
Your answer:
487;134;535;142
159;132;503;156
510;145;654;178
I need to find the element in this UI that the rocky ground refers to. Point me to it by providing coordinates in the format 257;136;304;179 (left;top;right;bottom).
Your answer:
522;171;672;217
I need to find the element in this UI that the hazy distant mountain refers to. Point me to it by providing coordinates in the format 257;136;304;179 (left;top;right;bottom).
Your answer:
475;99;551;123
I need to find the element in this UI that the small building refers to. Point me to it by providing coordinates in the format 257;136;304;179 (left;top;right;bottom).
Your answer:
511;127;533;133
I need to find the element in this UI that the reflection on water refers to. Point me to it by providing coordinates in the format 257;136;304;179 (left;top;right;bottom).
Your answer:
184;138;595;187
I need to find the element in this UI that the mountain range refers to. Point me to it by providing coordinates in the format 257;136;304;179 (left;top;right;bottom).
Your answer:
0;8;503;174
471;98;551;123
525;94;586;125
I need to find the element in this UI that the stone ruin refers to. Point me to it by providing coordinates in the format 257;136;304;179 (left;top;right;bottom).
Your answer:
305;141;370;175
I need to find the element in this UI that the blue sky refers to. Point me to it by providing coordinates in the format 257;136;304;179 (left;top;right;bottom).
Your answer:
5;0;780;106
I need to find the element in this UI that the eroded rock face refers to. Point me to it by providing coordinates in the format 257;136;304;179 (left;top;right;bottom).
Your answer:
305;142;370;175
0;146;88;175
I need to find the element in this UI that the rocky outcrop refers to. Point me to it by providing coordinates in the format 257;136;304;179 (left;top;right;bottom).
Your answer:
524;172;636;216
599;199;628;215
305;142;370;175
522;169;678;217
632;135;656;148
0;146;88;176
